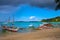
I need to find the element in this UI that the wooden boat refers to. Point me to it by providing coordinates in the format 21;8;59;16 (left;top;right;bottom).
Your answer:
7;27;19;32
38;23;53;30
2;26;19;32
2;16;19;32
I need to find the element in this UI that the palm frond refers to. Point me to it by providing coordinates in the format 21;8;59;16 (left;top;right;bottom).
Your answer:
55;0;59;3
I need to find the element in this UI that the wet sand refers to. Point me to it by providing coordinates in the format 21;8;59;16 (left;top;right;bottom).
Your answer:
0;28;60;40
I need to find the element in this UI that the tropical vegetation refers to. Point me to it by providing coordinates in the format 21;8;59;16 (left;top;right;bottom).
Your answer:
41;16;60;22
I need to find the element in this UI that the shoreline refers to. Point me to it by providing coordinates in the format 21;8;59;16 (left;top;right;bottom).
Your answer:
0;28;60;40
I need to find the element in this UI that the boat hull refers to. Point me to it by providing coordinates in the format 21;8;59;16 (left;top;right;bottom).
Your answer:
2;26;19;32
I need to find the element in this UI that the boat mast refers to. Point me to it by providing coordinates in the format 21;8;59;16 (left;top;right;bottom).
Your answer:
8;16;10;23
12;16;14;27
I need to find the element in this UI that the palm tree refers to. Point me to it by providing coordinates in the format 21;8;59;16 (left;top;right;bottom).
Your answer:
55;0;60;10
55;0;59;3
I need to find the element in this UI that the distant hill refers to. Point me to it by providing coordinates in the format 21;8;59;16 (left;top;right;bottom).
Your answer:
41;16;60;22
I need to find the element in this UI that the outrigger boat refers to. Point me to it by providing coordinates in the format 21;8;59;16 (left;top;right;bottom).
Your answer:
2;26;19;32
2;16;19;32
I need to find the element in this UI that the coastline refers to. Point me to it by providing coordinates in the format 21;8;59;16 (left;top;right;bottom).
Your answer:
0;28;60;40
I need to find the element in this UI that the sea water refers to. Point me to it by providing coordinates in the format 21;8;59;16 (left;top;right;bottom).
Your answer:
0;22;60;32
0;22;60;28
0;21;43;32
0;21;43;28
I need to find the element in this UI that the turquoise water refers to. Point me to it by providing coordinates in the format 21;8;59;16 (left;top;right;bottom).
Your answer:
0;21;42;28
0;21;60;28
0;21;43;32
0;21;60;32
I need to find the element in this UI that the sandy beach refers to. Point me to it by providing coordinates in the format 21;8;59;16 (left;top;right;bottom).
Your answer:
0;28;60;40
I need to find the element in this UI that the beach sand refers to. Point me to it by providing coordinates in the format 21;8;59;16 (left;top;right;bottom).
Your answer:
0;28;60;40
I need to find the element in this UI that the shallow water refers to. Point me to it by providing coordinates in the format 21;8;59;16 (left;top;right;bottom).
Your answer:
0;22;60;28
0;22;60;33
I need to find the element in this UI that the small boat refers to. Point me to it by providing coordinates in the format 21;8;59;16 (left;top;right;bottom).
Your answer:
28;24;36;30
2;16;19;32
7;27;19;32
38;23;53;30
29;24;33;27
2;26;19;32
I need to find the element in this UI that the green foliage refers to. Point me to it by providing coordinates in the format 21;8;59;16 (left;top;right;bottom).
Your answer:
2;29;7;33
55;0;60;10
41;16;60;22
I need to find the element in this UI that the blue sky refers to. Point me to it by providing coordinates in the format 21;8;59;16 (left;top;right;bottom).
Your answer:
0;4;60;21
0;0;60;21
14;5;60;21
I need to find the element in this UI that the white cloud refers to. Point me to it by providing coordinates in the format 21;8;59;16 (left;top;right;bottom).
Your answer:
29;16;36;20
16;16;40;21
29;16;40;21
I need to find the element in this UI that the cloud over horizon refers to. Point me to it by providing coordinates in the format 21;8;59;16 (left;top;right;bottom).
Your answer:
0;0;57;14
0;0;56;8
0;0;60;21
